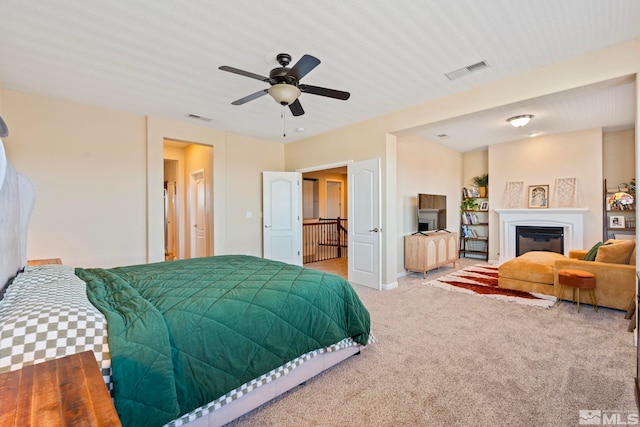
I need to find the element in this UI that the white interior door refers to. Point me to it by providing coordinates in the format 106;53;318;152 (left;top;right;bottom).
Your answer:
263;171;302;266
326;180;342;218
195;177;206;257
190;170;206;258
348;158;381;289
166;181;177;259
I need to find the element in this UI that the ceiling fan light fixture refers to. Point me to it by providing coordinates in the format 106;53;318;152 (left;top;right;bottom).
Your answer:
507;114;533;127
268;84;301;105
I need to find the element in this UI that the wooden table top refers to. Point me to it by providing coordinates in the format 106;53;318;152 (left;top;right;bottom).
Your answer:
0;351;121;426
26;258;62;266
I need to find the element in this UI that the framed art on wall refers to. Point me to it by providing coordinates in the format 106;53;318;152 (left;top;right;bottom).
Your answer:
504;181;524;208
528;185;549;208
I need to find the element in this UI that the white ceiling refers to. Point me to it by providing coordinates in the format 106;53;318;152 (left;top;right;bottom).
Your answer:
400;75;637;152
0;1;638;151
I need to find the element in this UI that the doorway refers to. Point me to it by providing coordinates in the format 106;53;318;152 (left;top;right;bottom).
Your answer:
164;159;178;260
163;139;213;259
268;159;379;288
301;167;348;277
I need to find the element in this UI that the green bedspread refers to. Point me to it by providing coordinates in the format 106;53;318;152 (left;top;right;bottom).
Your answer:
76;255;371;427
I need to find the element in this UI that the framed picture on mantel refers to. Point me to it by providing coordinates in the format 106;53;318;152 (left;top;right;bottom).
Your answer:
528;185;549;209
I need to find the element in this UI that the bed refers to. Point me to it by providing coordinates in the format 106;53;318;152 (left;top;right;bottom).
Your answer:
0;123;373;427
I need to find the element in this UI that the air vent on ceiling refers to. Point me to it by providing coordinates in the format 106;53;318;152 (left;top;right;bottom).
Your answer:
185;113;212;122
444;60;490;81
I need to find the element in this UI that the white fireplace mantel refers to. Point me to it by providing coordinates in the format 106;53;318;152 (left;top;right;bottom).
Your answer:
495;208;588;264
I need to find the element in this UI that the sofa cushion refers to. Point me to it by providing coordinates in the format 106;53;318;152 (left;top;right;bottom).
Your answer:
595;239;636;264
499;251;567;284
582;242;603;261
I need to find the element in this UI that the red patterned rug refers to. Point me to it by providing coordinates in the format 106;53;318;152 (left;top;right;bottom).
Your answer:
425;264;556;308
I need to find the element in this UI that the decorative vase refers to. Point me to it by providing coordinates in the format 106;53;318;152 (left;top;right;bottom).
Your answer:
479;187;487;198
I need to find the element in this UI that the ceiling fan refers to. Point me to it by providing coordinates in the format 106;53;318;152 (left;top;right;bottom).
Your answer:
219;53;350;116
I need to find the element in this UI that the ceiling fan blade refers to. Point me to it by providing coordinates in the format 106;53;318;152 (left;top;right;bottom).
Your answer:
300;84;350;100
289;99;305;116
287;55;321;81
231;89;268;105
219;66;269;82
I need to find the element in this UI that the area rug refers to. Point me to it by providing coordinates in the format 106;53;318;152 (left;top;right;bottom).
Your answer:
425;264;556;308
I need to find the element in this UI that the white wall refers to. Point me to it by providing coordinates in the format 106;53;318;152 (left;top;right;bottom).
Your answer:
3;90;284;267
488;128;603;261
4;90;147;267
603;128;636;187
224;133;284;257
462;150;489;190
396;134;463;275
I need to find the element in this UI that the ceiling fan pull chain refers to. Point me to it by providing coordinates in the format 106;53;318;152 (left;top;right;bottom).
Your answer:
282;106;286;138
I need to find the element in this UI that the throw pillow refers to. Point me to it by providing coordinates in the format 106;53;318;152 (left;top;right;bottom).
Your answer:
595;239;636;264
582;242;603;261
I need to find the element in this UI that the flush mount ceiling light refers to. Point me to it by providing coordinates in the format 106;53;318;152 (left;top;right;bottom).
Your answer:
507;114;533;128
268;83;301;105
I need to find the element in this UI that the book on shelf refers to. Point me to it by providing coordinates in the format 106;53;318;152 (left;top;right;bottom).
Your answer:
461;225;482;238
462;212;480;224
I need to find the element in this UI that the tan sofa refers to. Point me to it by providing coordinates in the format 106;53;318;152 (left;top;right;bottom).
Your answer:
498;239;636;311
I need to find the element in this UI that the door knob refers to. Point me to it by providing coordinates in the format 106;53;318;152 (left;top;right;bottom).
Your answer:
369;227;379;232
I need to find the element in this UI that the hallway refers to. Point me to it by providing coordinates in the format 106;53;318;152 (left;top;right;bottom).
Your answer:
304;258;347;279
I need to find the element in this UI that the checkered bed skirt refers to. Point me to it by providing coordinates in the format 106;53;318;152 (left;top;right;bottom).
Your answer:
0;264;374;426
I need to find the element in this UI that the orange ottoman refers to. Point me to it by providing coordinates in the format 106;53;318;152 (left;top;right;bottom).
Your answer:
556;269;598;312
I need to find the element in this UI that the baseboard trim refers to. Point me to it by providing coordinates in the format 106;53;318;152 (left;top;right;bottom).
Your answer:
382;281;398;290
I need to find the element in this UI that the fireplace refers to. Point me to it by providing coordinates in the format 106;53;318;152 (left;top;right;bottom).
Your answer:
516;226;564;256
495;208;587;263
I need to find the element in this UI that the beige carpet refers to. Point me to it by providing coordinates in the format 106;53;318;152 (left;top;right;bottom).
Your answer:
227;259;637;426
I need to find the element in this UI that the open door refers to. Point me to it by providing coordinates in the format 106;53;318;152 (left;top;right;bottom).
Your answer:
190;170;207;258
348;158;381;289
263;171;302;266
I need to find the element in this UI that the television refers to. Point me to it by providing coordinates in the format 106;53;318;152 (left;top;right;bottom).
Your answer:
417;193;447;232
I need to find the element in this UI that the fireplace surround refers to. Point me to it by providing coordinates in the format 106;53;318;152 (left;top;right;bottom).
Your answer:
495;208;588;264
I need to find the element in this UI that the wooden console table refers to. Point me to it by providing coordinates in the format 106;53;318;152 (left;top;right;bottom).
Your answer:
27;258;62;266
405;231;458;278
0;351;121;426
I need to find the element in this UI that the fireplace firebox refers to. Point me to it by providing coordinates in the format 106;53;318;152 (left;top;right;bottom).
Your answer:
516;226;564;256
